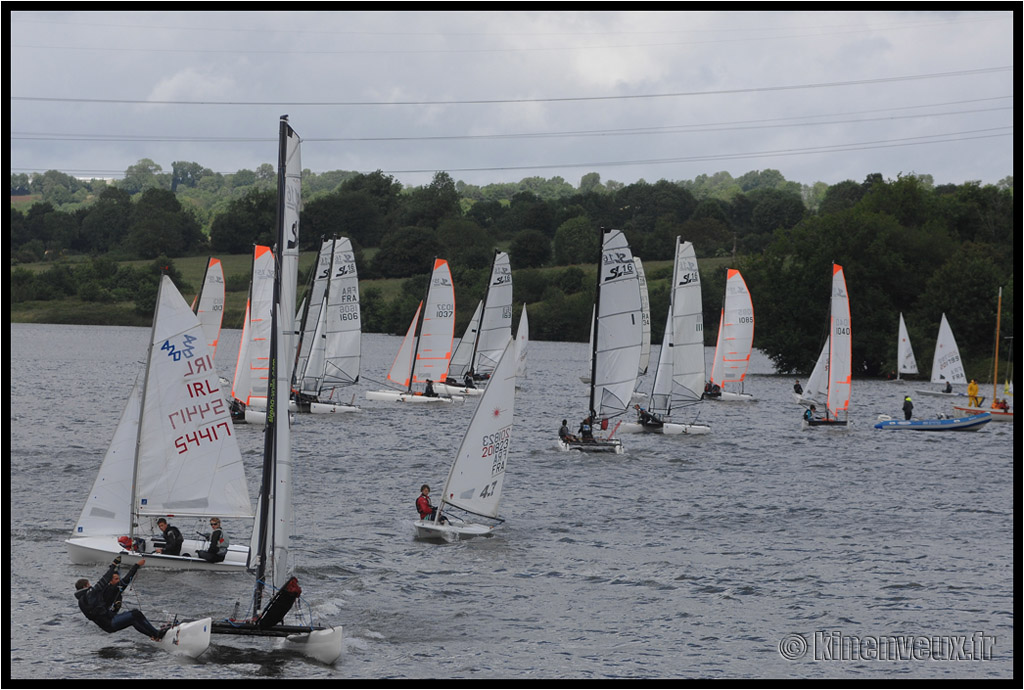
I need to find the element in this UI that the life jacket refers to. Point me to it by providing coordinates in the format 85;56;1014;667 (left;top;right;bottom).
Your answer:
416;494;433;519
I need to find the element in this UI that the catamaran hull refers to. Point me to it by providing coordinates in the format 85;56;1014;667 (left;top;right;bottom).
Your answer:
365;390;462;404
953;406;1012;422
65;536;249;572
282;625;344;665
413;520;496;541
433;382;484;397
156;617;212;657
557;439;624;453
803;419;849;429
616;421;712;435
705;391;755;402
874;412;992;431
308;401;361;413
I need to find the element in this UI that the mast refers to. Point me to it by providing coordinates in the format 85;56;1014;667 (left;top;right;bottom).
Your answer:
587;228;605;417
127;273;167;543
993;287;1002;403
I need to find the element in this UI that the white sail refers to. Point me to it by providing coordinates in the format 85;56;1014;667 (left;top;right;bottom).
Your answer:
439;337;516;520
634;257;651;376
319;237;361;390
193;257;225;357
412;258;456;384
648;238;704;416
134;276;253;521
591;229;643;418
827;264;852;417
803;336;830;405
474;251;513;376
73;379;142;537
387;302;423;390
709;269;754;389
279;123;302;391
231;245;275;409
897;312;918;377
448;301;482;380
931;314;967;384
295;238;335;387
515;304;529;380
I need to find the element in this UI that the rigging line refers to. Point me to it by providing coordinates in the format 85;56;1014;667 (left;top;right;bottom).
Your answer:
9;104;1014;144
10;66;1012;106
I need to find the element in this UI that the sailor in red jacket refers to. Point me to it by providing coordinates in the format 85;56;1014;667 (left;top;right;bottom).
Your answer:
416;484;447;523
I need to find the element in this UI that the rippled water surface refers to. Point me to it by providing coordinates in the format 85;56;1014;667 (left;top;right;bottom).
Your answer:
9;323;1014;679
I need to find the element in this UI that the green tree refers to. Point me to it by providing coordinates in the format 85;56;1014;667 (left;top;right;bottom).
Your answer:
552;216;598;266
210;188;276;253
508;229;551;269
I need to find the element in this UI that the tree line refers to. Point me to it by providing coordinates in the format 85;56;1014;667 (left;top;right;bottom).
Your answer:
10;164;1014;376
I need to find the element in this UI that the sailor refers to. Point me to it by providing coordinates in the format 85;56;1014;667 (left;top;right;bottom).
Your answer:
803;405;817;423
423;379;438;398
793;380;803;395
415;484;447;523
75;556;166;641
579;415;595;441
902;395;914;420
559;419;578;443
967;379;980;407
197;517;229;563
634;403;663;428
943;380;952;394
154;518;183;556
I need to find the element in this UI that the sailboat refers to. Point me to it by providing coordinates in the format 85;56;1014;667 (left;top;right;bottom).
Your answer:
891;312;918;382
365;258;462;404
914;314;971;400
706;268;755;401
208;116;343;664
440;250;513;397
617;238;711;435
558;228;642;453
191;256;225;357
415;337;517;541
802;263;851;428
954;287;1013;422
292;235;362;413
66;274;254;572
635;256;652;384
227;245;276;423
515;304;529;385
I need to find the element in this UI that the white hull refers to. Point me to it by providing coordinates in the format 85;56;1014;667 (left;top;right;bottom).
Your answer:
915;388;971;399
365;389;462;404
244;408;297;425
413;519;497;541
557;438;624;454
65;536;249;572
156;617;211;657
616;421;711;435
282;625;344;665
953;405;1013;422
706;390;755;402
308;401;361;414
434;382;484;397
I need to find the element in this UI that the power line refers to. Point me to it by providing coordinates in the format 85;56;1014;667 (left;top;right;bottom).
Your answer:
10;66;1012;107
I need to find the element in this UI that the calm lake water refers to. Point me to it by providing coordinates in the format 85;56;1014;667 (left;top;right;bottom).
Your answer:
9;323;1014;679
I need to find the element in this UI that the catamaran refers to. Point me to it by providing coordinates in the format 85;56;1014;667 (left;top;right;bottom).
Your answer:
66;275;254;572
292;235;362;413
440;250;513;397
415;337;517;541
617;238;711;435
802;263;851;428
705;268;755;402
558;228;642;453
366;258;462;403
227;245;276;423
191;256;225;358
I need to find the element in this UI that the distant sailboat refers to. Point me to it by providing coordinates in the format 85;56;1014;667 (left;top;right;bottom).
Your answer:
228;245;276;423
914;314;971;400
895;312;919;381
514;304;529;384
803;263;851;428
706;268;755;401
366;258;461;404
191;257;225;358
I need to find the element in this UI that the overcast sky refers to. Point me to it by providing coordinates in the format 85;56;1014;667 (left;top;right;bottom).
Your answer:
9;10;1014;190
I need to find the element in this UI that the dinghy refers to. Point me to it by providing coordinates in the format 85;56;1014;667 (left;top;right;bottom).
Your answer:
415;337;517;541
559;228;641;453
366;258;462;404
66;275;254;571
705;268;755;402
915;314;970;400
292;235;362;413
801;264;851;428
617;238;711;436
874;412;991;431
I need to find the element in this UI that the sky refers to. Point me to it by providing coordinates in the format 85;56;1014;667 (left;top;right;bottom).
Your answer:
9;10;1015;191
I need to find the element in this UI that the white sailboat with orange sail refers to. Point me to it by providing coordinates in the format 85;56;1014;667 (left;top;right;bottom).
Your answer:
706;268;755;401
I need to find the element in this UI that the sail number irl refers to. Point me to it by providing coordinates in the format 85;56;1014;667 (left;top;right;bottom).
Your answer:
481;425;512;477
